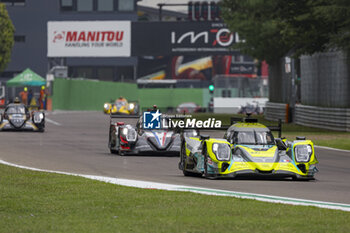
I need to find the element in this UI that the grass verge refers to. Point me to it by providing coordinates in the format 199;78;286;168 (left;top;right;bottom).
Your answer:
0;164;349;233
192;113;350;150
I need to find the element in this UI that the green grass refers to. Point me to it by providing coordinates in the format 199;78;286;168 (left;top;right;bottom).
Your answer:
192;113;350;150
0;164;349;233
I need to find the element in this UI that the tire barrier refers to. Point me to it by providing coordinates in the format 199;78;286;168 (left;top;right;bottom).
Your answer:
265;102;350;132
295;104;350;132
264;102;287;123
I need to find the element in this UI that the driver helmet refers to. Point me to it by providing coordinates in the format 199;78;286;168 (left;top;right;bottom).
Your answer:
14;97;21;104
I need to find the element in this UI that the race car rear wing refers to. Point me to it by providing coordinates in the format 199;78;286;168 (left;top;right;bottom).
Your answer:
267;119;282;138
109;113;140;125
109;114;140;118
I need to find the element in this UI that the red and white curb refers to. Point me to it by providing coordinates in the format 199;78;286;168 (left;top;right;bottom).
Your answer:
1;159;350;212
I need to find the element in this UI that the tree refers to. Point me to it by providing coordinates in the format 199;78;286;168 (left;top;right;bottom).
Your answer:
311;0;350;53
222;0;287;64
221;0;350;63
0;3;14;72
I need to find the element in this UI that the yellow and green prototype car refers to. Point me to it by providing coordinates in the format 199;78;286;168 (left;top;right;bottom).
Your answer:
103;97;138;115
179;119;318;180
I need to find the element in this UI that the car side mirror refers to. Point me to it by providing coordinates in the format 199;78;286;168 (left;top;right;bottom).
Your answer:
275;138;287;150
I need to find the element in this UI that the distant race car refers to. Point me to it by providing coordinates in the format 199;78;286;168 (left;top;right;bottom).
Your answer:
179;118;318;180
0;102;45;132
108;114;197;156
176;102;203;113
103;97;138;115
238;101;264;115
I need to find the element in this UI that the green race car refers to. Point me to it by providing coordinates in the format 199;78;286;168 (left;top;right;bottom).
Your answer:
178;118;318;180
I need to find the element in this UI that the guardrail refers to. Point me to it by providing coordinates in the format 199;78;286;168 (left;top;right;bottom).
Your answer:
295;104;350;132
265;102;350;132
264;102;287;122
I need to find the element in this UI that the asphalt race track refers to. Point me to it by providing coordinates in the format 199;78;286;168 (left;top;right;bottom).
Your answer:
1;111;349;204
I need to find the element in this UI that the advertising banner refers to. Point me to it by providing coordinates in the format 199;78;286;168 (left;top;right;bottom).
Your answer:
132;22;239;56
48;21;131;57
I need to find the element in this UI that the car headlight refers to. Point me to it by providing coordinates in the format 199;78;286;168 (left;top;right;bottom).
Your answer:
294;144;312;162
128;103;135;110
33;112;44;123
128;129;137;141
122;127;128;135
121;127;137;141
212;143;231;161
104;104;110;110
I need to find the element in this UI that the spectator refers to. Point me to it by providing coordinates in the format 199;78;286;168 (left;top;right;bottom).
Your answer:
28;89;33;106
19;87;28;105
39;86;46;109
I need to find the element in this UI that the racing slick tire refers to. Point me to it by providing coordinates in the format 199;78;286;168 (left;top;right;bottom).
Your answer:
203;144;214;179
110;148;118;154
118;149;125;156
180;143;201;177
203;146;209;178
108;133;118;154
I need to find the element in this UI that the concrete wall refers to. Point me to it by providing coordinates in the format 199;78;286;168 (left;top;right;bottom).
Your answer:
52;78;204;111
214;97;268;114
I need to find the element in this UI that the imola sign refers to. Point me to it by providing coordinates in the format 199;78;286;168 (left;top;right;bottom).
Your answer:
132;22;239;56
171;28;235;47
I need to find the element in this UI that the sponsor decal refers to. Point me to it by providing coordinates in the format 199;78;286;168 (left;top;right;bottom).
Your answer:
53;30;125;48
233;157;244;162
48;21;131;57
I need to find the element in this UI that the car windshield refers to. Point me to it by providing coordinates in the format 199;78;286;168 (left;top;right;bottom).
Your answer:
6;106;26;114
115;101;126;108
234;131;274;145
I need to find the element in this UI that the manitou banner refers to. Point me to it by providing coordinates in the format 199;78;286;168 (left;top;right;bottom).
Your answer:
132;22;240;56
47;21;131;57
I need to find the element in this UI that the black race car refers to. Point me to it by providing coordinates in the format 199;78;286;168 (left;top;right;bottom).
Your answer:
108;114;196;156
0;103;45;132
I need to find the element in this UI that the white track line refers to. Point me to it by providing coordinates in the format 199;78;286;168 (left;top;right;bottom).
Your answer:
0;159;349;212
315;145;350;153
45;118;61;126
